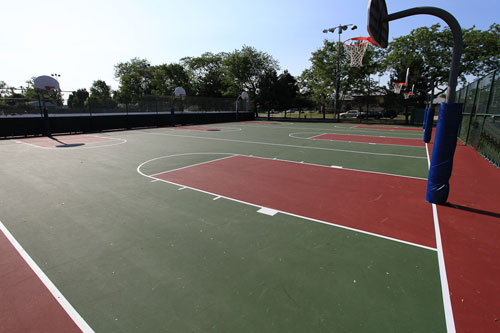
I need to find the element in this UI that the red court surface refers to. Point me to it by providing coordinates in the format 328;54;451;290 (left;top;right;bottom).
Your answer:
172;126;224;131
16;135;116;148
430;143;500;332
353;126;423;132
312;133;424;147
0;231;81;333
154;155;436;249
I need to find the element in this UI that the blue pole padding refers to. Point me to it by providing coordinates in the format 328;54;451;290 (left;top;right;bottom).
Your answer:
423;108;428;129
426;103;463;204
423;107;436;143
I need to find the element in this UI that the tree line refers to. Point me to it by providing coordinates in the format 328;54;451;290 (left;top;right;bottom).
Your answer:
1;24;498;111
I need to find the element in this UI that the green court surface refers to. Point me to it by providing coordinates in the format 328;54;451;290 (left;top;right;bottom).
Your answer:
0;122;447;332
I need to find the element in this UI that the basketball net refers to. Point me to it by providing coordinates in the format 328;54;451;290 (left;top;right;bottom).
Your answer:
404;92;414;100
392;82;406;94
343;37;372;67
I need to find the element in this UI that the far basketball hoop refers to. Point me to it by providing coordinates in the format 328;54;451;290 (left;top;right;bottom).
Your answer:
174;86;186;99
34;75;60;92
343;37;373;67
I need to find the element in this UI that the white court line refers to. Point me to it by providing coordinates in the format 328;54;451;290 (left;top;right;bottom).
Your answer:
224;123;424;137
149;154;236;177
297;131;422;140
142;153;426;181
425;143;456;332
14;135;126;150
168;126;242;133
0;220;94;333
257;207;279;216
290;132;424;148
241;154;426;181
139;130;426;160
137;154;435;251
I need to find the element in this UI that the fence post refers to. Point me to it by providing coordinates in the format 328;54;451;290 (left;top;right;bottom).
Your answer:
465;81;479;145
478;70;497;135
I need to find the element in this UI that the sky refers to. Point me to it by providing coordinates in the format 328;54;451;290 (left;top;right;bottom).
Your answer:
1;0;498;98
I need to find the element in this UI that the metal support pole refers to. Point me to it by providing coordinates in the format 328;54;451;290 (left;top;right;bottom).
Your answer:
333;28;344;121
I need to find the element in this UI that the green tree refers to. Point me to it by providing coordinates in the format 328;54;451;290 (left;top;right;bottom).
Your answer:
300;39;382;112
256;70;279;110
67;89;89;108
150;63;191;96
88;80;116;108
222;46;280;101
114;58;153;103
181;52;228;97
381;23;500;97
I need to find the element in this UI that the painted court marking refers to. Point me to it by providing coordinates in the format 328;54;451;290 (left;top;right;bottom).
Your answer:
139;130;426;160
354;126;423;132
137;154;436;250
0;220;94;332
170;125;241;132
425;143;456;332
15;134;126;149
222;123;424;137
290;132;425;148
311;133;424;147
258;207;279;216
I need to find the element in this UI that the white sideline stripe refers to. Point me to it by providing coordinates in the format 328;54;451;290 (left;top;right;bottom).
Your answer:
425;143;456;332
150;155;236;177
289;132;424;149
139;130;426;160
243;154;426;181
258;207;279;216
0;220;94;333
229;123;424;137
213;196;221;201
331;165;343;169
137;156;436;252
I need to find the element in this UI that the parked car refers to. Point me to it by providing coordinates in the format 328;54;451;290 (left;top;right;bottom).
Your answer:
358;110;383;119
339;110;360;118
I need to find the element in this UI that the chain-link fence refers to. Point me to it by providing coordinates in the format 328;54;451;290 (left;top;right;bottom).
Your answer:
457;70;500;167
0;95;252;137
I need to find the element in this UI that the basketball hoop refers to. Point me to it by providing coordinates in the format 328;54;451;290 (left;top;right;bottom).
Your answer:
34;75;60;93
343;37;373;67
392;82;406;94
404;92;414;99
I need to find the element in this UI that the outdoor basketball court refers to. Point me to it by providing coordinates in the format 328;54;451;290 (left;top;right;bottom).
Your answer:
1;121;498;332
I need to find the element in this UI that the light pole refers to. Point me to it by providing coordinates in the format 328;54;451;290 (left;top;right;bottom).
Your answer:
323;24;357;120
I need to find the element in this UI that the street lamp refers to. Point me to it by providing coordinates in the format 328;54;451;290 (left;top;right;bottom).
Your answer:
323;24;357;120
